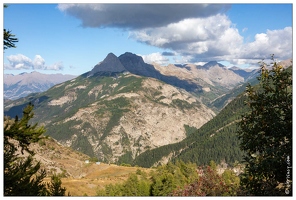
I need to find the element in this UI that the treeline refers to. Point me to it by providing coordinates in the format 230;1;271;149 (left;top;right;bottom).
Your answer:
133;91;250;168
96;160;240;196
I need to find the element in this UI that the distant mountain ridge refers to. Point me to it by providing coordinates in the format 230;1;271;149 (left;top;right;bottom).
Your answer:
4;52;292;168
4;71;77;100
88;52;257;112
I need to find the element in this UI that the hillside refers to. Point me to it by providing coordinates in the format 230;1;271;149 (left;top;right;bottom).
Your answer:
20;137;152;196
133;63;292;168
5;52;281;169
152;61;250;111
133;86;250;168
4;53;216;164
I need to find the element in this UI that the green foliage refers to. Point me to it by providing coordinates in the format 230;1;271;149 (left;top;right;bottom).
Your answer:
184;124;198;137
114;75;143;93
98;161;240;197
117;151;133;165
38;139;46;146
150;161;199;196
99;97;130;141
171;166;233;196
89;157;99;162
46;174;68;196
4;104;67;196
209;160;217;171
4;152;48;196
172;99;192;110
120;163;132;167
4;103;45;155
97;173;150;196
136;169;142;175
4;28;18;50
100;143;113;161
238;58;292;196
222;169;240;195
72;134;95;157
97;161;204;196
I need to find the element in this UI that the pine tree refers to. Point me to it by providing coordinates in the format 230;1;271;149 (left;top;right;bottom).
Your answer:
4;104;68;196
46;174;68;196
4;103;47;196
4;5;18;50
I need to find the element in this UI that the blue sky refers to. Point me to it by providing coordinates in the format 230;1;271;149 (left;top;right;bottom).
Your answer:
3;3;293;75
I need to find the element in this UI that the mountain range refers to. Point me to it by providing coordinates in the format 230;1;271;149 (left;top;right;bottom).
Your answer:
4;71;76;100
4;52;291;167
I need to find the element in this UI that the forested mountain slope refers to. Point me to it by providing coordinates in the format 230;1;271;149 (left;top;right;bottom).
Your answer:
133;63;291;168
133;85;251;168
4;71;215;164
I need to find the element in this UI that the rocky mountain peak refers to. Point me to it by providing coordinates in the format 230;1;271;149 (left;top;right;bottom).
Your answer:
119;52;161;79
88;52;126;76
119;52;144;63
203;61;226;69
118;52;147;71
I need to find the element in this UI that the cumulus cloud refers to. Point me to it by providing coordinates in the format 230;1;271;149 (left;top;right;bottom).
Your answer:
33;55;46;69
4;54;64;71
141;52;170;65
131;14;244;62
132;14;292;64
58;3;230;29
5;54;33;70
58;4;292;65
241;27;292;60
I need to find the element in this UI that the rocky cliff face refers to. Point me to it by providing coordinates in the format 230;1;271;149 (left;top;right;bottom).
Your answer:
153;61;245;89
5;71;215;164
88;53;127;76
119;52;161;79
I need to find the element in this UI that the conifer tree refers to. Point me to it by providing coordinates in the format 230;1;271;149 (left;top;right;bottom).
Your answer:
4;103;47;196
4;104;68;196
46;174;68;196
4;5;18;50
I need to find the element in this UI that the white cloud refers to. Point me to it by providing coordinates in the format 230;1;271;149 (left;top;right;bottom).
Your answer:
58;4;292;64
241;27;292;60
47;62;64;70
131;14;244;62
4;54;64;71
5;54;33;70
132;15;292;64
173;55;195;64
33;55;46;69
141;52;169;66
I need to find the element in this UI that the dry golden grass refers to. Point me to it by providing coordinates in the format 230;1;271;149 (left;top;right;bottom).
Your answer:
44;163;151;196
33;137;152;196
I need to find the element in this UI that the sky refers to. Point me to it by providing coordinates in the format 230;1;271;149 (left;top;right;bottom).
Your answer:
2;2;293;76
